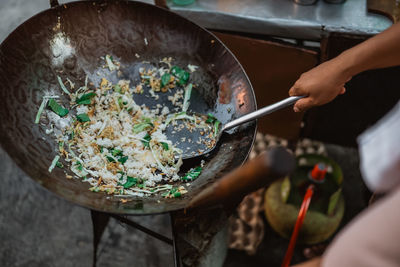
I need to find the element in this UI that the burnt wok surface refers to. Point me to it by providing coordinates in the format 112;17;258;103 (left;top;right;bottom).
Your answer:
0;0;256;214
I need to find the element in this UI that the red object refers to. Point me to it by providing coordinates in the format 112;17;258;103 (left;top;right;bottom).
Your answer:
281;185;315;267
310;163;327;181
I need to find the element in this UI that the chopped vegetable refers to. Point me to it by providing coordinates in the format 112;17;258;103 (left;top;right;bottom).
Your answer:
205;113;221;136
69;159;88;178
76;92;96;105
58;141;64;153
56;161;64;168
111;148;123;157
47;99;69;117
66;78;75;89
171;66;190;85
105;55;118;71
68;130;75;140
89;186;101;192
48;155;60;173
161;142;169;151
182;166;202;181
118;156;128;164
162;187;177;197
57;76;71;95
113;84;122;93
38;58;212;198
214;120;221;137
206;113;217;124
141;133;151;148
187;64;198;73
121;176;138;189
75;161;83;171
133;122;153;133
35;97;48;124
117;97;124;108
162;186;186;198
182;83;192;112
106;156;116;163
161;73;171;88
165;111;196;126
76;113;90;122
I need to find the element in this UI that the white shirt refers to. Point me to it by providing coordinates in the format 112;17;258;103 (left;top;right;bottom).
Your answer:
358;100;400;193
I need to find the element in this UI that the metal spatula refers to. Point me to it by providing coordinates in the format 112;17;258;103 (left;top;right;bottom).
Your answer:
166;95;304;159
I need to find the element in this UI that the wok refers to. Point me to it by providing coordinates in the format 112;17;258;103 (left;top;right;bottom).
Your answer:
0;0;256;215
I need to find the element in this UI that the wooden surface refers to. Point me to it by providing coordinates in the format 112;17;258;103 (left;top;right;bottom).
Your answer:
214;32;318;140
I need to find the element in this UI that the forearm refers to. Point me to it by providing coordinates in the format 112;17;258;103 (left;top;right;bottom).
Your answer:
289;22;400;112
336;22;400;78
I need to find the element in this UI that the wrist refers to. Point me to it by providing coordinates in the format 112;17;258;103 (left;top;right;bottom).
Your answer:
334;51;358;81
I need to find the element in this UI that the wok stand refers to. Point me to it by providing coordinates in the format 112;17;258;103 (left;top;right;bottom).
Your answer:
90;208;231;267
90;210;181;267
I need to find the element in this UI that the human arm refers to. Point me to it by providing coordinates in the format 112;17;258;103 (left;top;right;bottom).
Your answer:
289;22;400;112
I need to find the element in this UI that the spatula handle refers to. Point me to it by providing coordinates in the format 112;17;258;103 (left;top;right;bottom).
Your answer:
223;96;305;131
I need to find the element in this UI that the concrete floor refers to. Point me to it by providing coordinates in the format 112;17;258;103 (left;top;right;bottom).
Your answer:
0;1;370;266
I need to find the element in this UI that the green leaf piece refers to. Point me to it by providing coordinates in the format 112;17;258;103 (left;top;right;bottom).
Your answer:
182;166;202;181
137;184;144;189
206;113;216;124
75;161;83;171
161;142;169;151
47;99;69;117
171;66;190;85
35;97;48;124
141;133;151;148
76;92;96;105
68;130;75;140
118;156;129;164
182;83;192;112
214;120;221;137
161;73;171;88
121;176;138;189
106;156;116;163
113;84;122;93
111;148;123;157
76;113;90;122
58;141;64;152
56;161;64;168
133;122;153;134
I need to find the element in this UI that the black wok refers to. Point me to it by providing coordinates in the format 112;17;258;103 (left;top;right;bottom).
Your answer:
0;0;256;215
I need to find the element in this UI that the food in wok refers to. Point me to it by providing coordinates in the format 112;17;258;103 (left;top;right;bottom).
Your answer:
36;55;219;200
